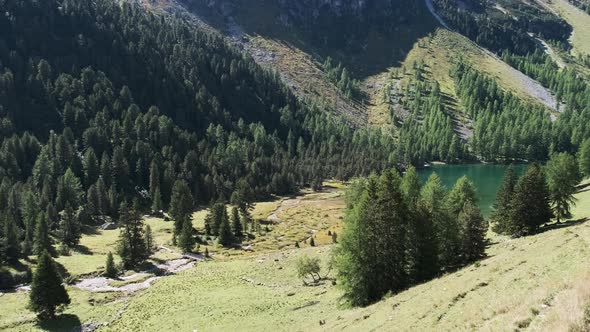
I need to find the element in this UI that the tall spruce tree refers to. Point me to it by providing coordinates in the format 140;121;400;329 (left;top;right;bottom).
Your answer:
34;214;51;256
231;206;242;238
178;219;195;253
2;216;20;261
375;169;408;295
117;205;147;269
217;212;233;247
459;201;487;263
509;164;553;236
169;180;193;242
546;152;581;223
28;251;70;320
59;204;81;247
491;168;518;234
336;175;379;306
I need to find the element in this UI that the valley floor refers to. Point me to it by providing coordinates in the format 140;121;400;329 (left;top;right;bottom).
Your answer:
1;181;590;331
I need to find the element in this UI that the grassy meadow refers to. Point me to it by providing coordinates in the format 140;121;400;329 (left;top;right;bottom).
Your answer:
1;180;590;331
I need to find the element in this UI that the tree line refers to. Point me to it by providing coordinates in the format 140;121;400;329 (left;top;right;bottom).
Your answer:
335;167;487;306
452;61;590;162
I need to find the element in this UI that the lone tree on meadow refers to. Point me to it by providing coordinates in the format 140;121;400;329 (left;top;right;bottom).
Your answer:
29;251;70;320
296;255;322;285
117;205;147;269
104;252;117;278
178;219;195;253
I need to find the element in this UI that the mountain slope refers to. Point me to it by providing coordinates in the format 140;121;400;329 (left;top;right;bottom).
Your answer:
17;180;584;332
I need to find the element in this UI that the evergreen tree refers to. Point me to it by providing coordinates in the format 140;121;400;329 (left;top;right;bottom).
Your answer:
104;252;117;278
83;148;99;186
28;251;70;320
59;204;81;247
546;153;581;223
509;164;553;236
169;180;193;242
491;168;518;234
401;166;421;207
309;236;316;247
336;176;379;306
55;168;82;211
145;225;155;254
34;214;51;256
231;206;242;238
459;201;487;263
406;205;439;283
375;170;408;294
117;205;147;269
217;212;233;247
178;219;195;253
2;216;20;261
151;186;163;213
446;176;477;218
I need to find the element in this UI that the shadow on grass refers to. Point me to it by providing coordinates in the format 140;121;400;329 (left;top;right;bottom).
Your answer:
540;217;589;233
71;245;93;256
37;314;81;332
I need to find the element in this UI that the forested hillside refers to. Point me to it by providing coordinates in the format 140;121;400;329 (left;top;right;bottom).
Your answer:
431;0;572;54
0;0;398;264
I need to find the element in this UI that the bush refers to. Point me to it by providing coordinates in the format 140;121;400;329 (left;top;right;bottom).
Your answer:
296;255;322;285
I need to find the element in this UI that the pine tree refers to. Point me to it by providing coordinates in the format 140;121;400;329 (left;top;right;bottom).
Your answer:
117;205;147;269
2;216;20;261
491;168;518;234
401;166;421;208
375;169;408;295
546;152;581;223
83;148;99;186
510;164;553;236
217;212;233;247
34;214;51;256
111;146;129;190
240;205;252;235
446;176;477;218
459;201;487;263
151;186;163;213
231;206;242;238
55;168;82;211
145;225;155;254
104;252;117;278
336;175;379;306
59;204;81;247
169;180;193;242
28;251;70;320
178;219;195;253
